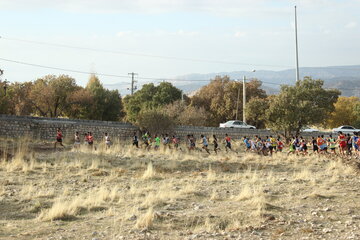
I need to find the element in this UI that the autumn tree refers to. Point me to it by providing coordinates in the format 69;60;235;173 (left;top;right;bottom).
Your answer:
191;76;267;126
326;96;360;128
0;80;11;114
136;109;174;134
29;75;77;117
163;100;209;126
266;77;340;136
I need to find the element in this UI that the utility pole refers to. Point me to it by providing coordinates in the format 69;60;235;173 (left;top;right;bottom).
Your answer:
235;79;241;120
128;72;138;95
294;5;300;82
243;76;246;123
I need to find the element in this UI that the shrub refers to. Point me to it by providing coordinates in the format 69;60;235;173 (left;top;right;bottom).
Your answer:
136;109;174;134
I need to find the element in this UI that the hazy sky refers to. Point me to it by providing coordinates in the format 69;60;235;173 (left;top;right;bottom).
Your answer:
0;0;359;89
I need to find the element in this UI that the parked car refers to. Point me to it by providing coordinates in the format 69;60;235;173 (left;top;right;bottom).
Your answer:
219;120;256;129
301;127;319;133
332;125;360;134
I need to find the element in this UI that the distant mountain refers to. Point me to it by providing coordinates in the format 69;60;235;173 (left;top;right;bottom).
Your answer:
105;65;360;97
174;65;360;97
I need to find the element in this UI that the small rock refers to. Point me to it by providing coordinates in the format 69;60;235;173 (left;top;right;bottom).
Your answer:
322;228;332;233
128;215;137;221
92;232;98;236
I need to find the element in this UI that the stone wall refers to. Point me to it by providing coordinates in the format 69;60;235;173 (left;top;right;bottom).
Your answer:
0;115;137;141
0;115;330;142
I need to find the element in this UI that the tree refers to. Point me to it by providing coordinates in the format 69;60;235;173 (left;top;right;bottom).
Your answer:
7;82;34;116
326;96;360;128
245;97;269;129
85;74;124;121
0;80;11;114
191;76;267;126
65;88;94;119
28;75;77;117
163;100;209;126
266;77;340;137
136;109;174;134
123;82;182;122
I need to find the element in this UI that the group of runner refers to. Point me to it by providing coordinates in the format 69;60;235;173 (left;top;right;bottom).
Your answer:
53;128;360;158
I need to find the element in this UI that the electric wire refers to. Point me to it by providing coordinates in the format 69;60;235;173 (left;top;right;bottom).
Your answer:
0;57;357;91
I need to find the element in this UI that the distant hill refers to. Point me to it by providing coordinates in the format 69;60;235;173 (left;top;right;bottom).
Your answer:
105;65;360;97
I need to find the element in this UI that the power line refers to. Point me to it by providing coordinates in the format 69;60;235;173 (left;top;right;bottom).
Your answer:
2;36;360;71
0;57;211;82
0;36;293;68
0;57;358;91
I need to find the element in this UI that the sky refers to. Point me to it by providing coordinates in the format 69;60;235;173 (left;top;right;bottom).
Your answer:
0;0;359;90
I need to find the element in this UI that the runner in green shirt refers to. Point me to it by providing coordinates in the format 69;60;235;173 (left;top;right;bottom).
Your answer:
155;135;161;150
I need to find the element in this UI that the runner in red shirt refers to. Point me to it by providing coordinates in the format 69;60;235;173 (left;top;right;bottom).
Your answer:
338;131;346;155
54;128;65;149
224;134;236;153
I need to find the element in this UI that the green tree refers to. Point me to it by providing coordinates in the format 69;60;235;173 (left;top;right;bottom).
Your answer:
266;77;340;136
85;74;124;121
245;97;269;129
191;76;267;126
123;82;182;122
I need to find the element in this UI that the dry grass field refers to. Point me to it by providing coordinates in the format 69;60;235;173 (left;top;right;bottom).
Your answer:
1;138;360;240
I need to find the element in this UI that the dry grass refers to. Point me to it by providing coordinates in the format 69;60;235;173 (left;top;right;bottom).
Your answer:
0;140;359;239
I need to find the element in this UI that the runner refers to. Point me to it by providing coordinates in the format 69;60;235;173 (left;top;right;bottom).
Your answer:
277;138;284;152
146;133;152;151
328;135;337;155
104;133;111;149
142;132;149;149
356;133;360;158
74;131;81;149
353;133;359;157
257;137;264;155
311;136;318;154
288;136;296;155
243;136;251;152
300;138;308;155
270;135;277;154
213;135;220;154
132;132;139;148
346;133;353;155
172;135;180;150
200;135;210;154
190;135;196;151
84;133;89;145
338;132;347;155
154;135;161;150
88;132;94;149
54;128;65;149
317;135;327;154
224;134;232;152
186;135;192;151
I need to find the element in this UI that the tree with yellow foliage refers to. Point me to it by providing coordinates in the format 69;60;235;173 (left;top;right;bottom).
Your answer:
326;96;360;128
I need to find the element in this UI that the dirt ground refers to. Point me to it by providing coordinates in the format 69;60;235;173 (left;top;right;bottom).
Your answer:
1;139;360;240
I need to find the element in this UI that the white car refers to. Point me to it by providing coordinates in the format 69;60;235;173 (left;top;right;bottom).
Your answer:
301;127;319;133
332;125;360;134
219;120;256;129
